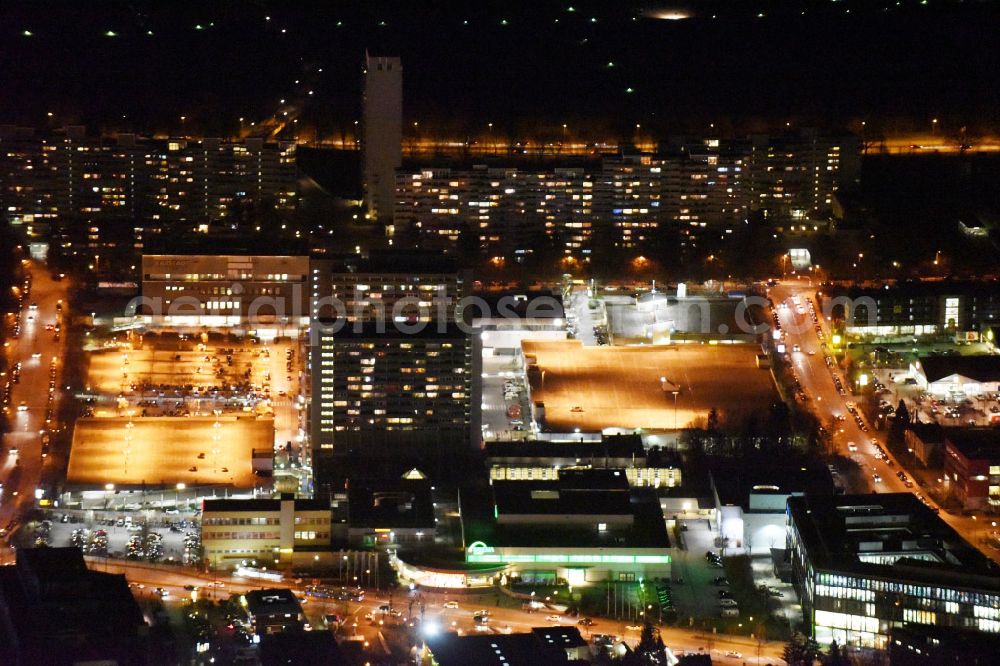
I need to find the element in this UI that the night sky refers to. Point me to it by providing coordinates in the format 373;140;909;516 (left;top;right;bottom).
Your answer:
2;1;999;138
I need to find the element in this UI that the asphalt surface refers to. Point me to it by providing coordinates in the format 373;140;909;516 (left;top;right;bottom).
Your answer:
82;558;787;665
1;262;68;532
770;279;1000;565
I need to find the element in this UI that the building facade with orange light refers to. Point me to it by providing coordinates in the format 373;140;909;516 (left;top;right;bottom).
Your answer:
392;130;858;259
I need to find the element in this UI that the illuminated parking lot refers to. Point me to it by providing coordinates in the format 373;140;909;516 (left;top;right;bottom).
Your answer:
523;340;778;432
67;416;272;488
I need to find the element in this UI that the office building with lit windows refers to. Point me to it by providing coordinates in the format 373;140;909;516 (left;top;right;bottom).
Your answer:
140;252;310;333
822;280;1000;338
787;493;1000;650
310;321;480;455
201;494;332;570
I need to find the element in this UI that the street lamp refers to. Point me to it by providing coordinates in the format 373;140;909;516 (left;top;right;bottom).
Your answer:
661;377;680;429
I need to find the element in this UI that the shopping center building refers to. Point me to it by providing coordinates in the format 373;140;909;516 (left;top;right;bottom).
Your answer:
462;469;671;585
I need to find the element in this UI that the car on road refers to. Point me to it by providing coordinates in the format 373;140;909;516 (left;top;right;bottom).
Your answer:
31;353;41;359
17;402;27;412
792;344;801;352
847;442;857;452
443;601;459;609
578;617;594;626
545;615;563;623
873;473;882;483
718;599;738;608
725;651;743;659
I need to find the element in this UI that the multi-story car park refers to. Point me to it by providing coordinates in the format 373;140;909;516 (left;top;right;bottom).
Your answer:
787;493;1000;650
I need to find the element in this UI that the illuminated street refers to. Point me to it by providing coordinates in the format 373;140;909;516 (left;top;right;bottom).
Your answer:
80;558;787;665
772;279;1000;565
1;262;69;530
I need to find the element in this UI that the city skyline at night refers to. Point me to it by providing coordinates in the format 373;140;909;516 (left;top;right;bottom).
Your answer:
3;2;1000;665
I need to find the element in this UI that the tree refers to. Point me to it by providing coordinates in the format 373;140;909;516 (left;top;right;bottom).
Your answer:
633;617;666;664
783;631;822;666
895;399;910;426
888;399;911;451
822;640;850;666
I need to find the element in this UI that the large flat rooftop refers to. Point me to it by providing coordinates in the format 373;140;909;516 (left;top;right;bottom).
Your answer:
522;340;778;432
68;416;272;488
788;493;1000;590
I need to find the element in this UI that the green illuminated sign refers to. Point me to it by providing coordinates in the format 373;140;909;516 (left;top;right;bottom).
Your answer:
467;541;495;556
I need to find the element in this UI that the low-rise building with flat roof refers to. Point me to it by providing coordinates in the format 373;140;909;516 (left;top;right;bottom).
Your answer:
911;355;1000;399
711;458;835;556
787;493;1000;650
201;494;331;570
242;588;305;636
888;622;1000;666
464;469;671;585
823;280;1000;339
424;627;587;666
473;290;567;352
344;478;436;547
485;434;681;488
943;428;1000;511
905;422;946;467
